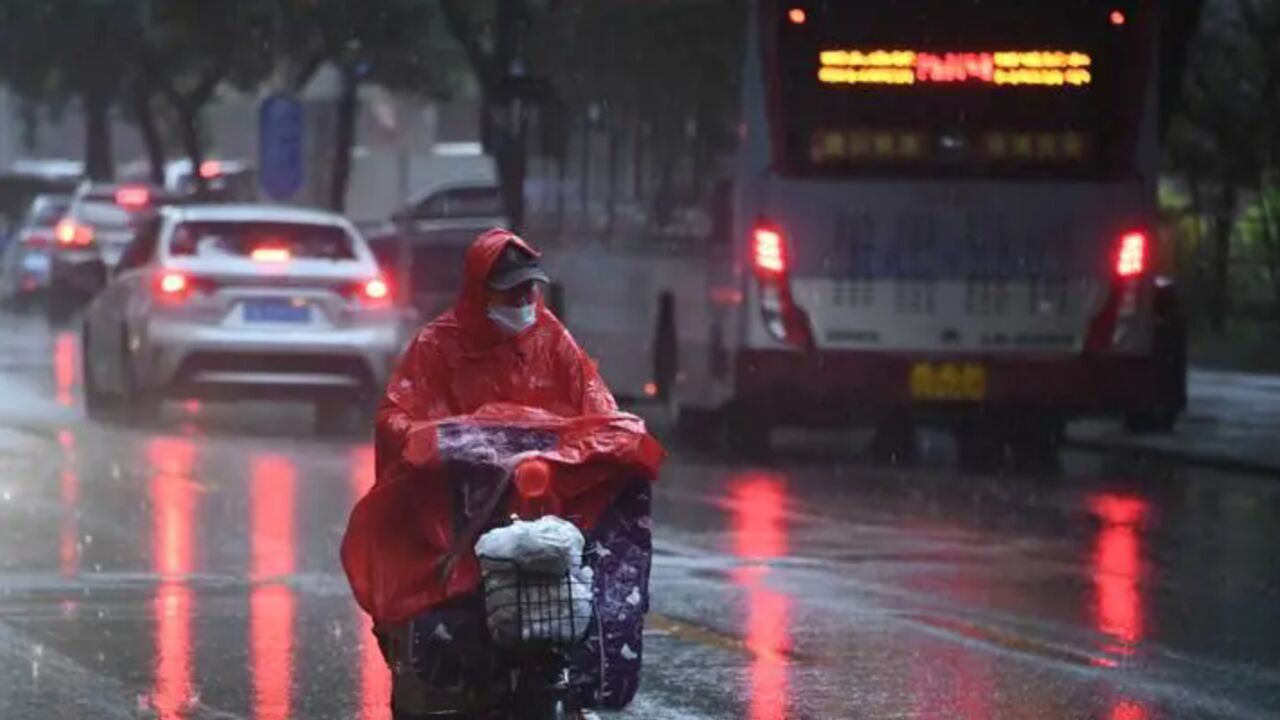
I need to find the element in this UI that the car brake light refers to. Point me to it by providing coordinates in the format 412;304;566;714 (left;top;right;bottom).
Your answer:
198;160;221;178
1115;230;1147;278
54;219;93;247
364;277;390;300
251;247;291;263
343;276;392;305
753;226;787;277
115;186;151;209
158;271;187;296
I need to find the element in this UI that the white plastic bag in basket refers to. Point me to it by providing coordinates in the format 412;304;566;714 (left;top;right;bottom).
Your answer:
476;516;594;645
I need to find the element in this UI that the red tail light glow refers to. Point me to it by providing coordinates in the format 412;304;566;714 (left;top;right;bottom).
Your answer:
198;160;221;179
158;272;188;296
251;247;292;263
1115;231;1147;278
753;226;787;277
115;186;151;209
363;278;390;301
55;219;94;247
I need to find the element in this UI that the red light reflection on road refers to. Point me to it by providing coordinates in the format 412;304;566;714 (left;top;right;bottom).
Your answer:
1089;494;1148;653
147;437;197;718
349;444;390;720
1111;699;1149;720
729;473;791;720
57;430;78;577
251;454;297;720
54;332;77;406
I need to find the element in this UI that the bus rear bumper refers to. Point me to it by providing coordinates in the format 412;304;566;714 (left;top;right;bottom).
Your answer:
734;350;1168;424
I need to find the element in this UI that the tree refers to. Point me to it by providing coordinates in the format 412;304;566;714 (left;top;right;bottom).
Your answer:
1166;0;1280;329
138;1;274;195
279;1;459;212
0;0;139;180
440;0;539;231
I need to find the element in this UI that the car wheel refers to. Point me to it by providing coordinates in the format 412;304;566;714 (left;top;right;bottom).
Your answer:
120;343;159;426
81;327;119;421
956;421;1006;474
869;417;918;466
46;291;77;326
1008;417;1063;475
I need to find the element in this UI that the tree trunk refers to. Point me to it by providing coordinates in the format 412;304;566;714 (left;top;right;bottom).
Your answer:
176;105;208;197
1209;185;1236;333
329;68;359;213
605;123;620;241
578;113;591;232
495;103;528;232
83;87;114;182
132;86;166;186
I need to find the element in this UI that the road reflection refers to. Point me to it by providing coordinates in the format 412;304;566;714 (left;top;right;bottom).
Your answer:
1089;493;1147;656
251;454;297;720
54;332;76;407
349;444;390;720
1089;492;1151;720
148;437;197;719
729;472;791;720
57;430;78;578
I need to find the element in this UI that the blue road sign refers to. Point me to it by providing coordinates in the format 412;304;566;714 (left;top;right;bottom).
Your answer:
259;94;304;200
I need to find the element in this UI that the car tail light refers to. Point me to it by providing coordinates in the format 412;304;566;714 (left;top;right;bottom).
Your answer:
198;160;221;178
153;271;217;302
342;276;393;305
115;185;151;209
1115;230;1147;278
54;219;94;247
250;246;292;263
750;221;813;349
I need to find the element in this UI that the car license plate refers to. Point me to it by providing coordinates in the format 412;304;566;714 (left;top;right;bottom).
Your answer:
909;362;986;401
20;252;50;273
244;299;311;323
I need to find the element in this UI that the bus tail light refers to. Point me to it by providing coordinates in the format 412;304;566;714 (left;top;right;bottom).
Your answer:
1114;230;1147;278
1088;229;1150;351
751;221;814;350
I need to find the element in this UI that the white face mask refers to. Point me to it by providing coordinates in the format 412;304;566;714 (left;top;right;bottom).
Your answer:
488;302;537;334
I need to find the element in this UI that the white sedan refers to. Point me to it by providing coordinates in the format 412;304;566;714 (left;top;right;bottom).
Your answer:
81;204;402;432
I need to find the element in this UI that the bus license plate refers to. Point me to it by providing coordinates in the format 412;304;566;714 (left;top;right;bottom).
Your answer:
244;299;311;323
909;362;986;401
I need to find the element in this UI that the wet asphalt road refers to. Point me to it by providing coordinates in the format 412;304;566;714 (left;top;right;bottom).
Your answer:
1;314;1279;719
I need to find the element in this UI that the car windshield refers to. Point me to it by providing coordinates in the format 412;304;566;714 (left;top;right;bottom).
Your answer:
77;200;139;229
26;197;69;227
168;221;355;260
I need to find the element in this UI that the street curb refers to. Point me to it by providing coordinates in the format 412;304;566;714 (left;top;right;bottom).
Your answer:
1063;436;1280;478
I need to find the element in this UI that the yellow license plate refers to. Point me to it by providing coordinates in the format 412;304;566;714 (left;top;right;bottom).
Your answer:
909;362;987;401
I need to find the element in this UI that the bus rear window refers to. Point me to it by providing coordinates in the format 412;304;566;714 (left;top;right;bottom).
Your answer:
771;0;1147;179
169;222;355;260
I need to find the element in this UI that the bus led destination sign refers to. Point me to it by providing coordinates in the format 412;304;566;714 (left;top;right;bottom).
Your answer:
818;49;1093;87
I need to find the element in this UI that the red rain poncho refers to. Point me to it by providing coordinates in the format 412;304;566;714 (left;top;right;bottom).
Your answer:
342;229;663;625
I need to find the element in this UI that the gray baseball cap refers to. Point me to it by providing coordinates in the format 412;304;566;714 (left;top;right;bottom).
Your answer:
487;245;550;290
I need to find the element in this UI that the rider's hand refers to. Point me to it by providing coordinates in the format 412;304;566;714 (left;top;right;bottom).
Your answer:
403;423;439;467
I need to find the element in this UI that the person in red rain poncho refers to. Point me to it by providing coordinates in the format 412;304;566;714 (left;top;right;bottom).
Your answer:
353;227;659;716
375;227;618;481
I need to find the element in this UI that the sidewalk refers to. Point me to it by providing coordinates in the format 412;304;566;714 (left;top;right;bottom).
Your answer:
1067;370;1280;475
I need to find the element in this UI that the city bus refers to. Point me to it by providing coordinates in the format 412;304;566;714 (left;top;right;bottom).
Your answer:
547;0;1187;466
